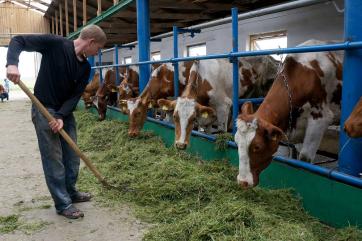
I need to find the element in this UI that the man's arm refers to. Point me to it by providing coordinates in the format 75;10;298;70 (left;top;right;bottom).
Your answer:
54;68;91;120
6;35;63;83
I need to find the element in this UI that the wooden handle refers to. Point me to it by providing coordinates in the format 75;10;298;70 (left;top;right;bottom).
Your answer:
18;80;110;187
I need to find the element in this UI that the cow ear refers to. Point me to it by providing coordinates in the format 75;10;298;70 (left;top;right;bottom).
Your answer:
196;104;216;123
240;101;254;115
157;99;175;111
266;125;285;142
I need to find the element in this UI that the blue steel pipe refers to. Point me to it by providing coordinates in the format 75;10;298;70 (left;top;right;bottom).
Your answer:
238;98;264;105
114;45;120;86
274;156;362;189
90;41;362;70
136;0;150;92
231;8;239;134
338;0;362;177
98;50;103;83
173;26;180;97
87;56;95;83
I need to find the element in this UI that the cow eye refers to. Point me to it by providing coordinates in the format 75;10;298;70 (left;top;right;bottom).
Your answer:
252;145;261;153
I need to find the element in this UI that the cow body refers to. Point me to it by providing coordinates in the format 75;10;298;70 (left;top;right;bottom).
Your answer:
120;61;193;137
235;40;343;187
344;97;362;138
158;56;279;149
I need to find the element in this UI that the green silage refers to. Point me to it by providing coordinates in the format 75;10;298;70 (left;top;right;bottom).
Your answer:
75;110;362;241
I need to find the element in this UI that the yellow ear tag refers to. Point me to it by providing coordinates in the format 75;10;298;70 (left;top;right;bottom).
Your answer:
201;112;209;118
122;107;127;112
162;106;169;111
148;103;153;108
111;88;118;92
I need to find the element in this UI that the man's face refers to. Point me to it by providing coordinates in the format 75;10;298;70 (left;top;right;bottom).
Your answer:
85;39;104;57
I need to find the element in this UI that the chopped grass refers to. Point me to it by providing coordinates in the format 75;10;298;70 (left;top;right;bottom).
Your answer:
215;133;234;151
0;215;20;234
75;110;362;241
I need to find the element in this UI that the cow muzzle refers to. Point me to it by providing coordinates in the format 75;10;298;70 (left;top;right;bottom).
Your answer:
175;141;187;150
128;130;139;137
237;174;256;189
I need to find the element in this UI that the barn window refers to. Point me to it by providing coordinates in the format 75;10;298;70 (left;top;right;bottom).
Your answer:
187;43;206;57
124;57;132;64
249;31;287;61
151;52;161;61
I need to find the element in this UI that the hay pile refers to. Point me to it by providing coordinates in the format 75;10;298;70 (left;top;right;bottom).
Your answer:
75;110;362;241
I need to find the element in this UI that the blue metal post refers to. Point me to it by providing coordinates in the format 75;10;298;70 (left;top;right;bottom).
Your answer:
114;44;120;85
87;56;95;83
338;0;362;176
173;26;180;98
98;49;103;83
136;0;150;91
231;8;239;134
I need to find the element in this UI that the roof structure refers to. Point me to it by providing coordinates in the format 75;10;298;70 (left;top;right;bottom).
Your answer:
45;0;290;47
1;0;51;15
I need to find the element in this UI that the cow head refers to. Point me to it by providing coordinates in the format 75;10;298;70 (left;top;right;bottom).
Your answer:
120;97;153;137
82;92;95;109
158;97;216;150
234;102;284;188
344;98;362;138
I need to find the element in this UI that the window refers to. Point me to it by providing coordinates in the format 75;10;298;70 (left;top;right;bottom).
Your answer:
187;43;206;57
151;52;161;61
124;57;132;64
250;31;287;61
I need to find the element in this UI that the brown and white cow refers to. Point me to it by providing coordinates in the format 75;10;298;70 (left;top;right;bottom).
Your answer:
120;62;193;137
118;66;139;101
234;40;343;188
158;56;279;149
344;97;362;138
82;71;100;108
94;68;120;121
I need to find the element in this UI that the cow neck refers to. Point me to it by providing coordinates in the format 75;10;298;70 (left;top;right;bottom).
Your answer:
255;57;311;132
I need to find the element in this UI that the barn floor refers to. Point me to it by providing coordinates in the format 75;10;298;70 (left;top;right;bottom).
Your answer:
0;97;147;240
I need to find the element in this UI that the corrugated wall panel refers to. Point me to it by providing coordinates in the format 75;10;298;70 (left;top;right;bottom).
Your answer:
0;2;50;46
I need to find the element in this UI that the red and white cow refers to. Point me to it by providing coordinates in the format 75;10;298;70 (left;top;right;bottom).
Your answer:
234;40;343;188
118;66;139;100
344;97;362;138
82;71;100;108
94;68;120;120
120;62;193;137
158;56;279;149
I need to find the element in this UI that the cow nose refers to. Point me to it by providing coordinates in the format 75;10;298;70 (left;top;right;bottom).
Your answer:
175;142;187;150
98;114;105;121
239;181;250;189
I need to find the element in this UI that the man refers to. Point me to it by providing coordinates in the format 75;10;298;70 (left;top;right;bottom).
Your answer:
0;84;8;102
6;25;106;219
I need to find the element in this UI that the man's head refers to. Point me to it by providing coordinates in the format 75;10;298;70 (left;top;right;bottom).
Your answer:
78;25;107;56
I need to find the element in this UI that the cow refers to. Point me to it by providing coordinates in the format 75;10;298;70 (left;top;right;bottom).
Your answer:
157;56;279;150
118;66;140;101
119;61;193;137
234;40;343;188
94;68;120;121
344;97;362;138
82;71;100;108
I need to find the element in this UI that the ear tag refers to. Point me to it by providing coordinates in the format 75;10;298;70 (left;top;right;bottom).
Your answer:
122;107;127;112
112;88;118;92
148;103;153;108
162;106;168;111
271;136;277;141
201;112;209;118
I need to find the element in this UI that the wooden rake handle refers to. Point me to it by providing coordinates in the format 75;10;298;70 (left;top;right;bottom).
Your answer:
18;80;110;188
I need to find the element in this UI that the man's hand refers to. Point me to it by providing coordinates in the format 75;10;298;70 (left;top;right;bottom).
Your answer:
49;119;64;133
6;65;21;84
